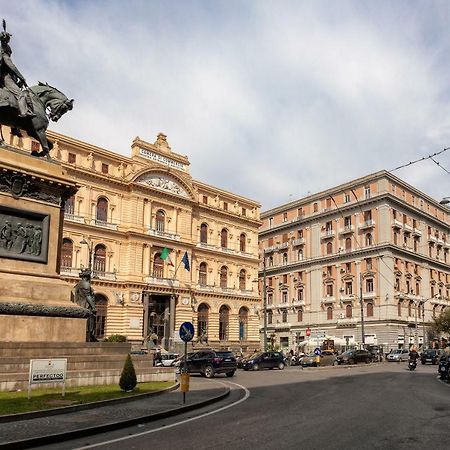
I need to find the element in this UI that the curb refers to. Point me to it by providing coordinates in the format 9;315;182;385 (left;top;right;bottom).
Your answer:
0;382;180;423
0;385;231;450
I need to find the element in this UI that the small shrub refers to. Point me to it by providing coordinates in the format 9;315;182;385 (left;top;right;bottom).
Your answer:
104;334;127;342
119;354;137;392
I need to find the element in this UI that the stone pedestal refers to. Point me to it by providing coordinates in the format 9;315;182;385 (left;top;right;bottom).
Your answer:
0;145;88;342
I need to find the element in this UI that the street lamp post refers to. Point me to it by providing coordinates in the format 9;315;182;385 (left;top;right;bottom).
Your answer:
80;238;93;272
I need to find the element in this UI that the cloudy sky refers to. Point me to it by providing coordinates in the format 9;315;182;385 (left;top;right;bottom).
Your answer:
3;0;450;210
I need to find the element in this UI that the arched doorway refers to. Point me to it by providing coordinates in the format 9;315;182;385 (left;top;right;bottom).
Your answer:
239;307;248;341
219;305;230;341
94;294;108;339
197;303;209;340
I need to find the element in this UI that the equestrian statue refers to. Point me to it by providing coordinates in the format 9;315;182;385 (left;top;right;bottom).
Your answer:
0;20;73;158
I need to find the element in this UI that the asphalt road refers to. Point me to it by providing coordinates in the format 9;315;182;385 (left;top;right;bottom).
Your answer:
41;363;450;450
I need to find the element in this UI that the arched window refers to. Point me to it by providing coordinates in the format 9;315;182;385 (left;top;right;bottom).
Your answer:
219;305;230;340
327;306;333;320
220;266;228;288
240;233;246;252
199;262;207;285
367;302;374;317
200;223;208;244
239;269;246;290
346;304;352;318
408;301;413;317
282;309;288;322
93;244;106;273
298;249;304;260
153;252;164;278
326;242;333;255
94;294;108;339
61;238;73;268
268;256;273;266
282;253;288;264
156;210;165;232
96;197;108;222
239;307;248;341
345;238;352;251
366;233;373;246
221;229;228;248
297;308;303;322
65;195;75;215
398;302;402;317
197;303;209;337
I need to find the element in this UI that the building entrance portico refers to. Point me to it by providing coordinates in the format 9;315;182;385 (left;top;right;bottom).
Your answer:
143;292;176;350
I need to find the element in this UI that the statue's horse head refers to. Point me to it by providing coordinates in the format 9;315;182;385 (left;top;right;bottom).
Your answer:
29;81;74;123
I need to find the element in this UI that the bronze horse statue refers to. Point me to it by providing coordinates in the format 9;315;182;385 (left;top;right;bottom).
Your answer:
0;81;73;158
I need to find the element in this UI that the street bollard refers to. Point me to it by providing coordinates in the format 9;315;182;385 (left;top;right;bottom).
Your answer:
315;355;321;366
180;372;190;404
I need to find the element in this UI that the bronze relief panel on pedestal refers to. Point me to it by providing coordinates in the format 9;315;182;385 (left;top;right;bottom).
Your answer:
0;205;49;263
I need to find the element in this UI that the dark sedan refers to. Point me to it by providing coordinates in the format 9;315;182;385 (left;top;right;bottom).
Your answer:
421;349;443;365
335;349;371;365
241;351;285;371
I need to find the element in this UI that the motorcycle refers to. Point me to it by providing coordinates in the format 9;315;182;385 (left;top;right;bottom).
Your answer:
408;359;417;371
438;355;450;380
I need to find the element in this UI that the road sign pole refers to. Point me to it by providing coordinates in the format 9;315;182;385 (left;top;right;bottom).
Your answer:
183;340;187;404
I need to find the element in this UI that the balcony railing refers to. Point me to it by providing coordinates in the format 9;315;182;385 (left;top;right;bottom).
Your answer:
339;225;354;235
392;220;402;229
321;230;335;239
412;228;422;236
321;296;335;304
359;220;375;229
264;246;275;253
144;276;179;287
64;213;85;224
60;266;80;277
197;242;217;251
148;228;180;241
404;224;413;232
292;238;305;246
93;270;117;281
90;219;118;230
196;284;215;292
278;242;289;250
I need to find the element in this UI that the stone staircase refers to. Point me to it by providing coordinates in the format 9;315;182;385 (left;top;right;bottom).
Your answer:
0;342;175;391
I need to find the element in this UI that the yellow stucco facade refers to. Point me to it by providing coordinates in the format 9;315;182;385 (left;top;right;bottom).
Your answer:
4;128;261;351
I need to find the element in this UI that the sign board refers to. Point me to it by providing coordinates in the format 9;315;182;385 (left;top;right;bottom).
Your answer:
311;331;326;339
314;348;322;356
28;358;67;399
179;322;195;342
306;327;311;337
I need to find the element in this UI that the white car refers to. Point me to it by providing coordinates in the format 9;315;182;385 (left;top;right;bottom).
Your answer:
386;349;409;362
157;352;180;367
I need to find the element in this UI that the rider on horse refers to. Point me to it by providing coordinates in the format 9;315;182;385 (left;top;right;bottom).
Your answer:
0;21;34;121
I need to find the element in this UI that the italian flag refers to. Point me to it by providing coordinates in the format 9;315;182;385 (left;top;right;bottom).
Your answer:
160;247;174;266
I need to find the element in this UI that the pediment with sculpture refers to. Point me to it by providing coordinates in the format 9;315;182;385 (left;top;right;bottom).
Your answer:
135;173;192;199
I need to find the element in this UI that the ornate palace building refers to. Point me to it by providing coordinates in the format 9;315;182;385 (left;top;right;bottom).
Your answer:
3;128;261;351
259;171;450;353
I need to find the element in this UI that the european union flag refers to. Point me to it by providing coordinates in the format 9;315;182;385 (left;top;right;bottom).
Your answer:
181;251;190;271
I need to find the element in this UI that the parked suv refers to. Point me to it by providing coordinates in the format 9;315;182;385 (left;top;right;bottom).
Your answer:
421;349;443;365
241;351;285;371
184;350;236;378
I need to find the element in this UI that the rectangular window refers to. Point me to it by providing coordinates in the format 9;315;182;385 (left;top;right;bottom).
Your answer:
297;207;303;217
267;293;273;305
283;212;288;222
268;237;274;246
298;288;304;301
345;282;353;295
101;163;109;174
242;207;246;216
282;292;288;303
282;274;288;284
68;152;76;164
326;284;333;296
269;217;273;229
203;195;208;204
366;279;374;292
223;202;228;211
364;186;371;199
344;216;351;228
326;198;332;208
282;233;288;243
344;193;350;203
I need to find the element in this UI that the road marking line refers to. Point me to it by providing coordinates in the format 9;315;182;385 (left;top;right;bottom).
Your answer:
73;381;250;449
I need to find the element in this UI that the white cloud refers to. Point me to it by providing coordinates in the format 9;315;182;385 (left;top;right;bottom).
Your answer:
1;0;450;209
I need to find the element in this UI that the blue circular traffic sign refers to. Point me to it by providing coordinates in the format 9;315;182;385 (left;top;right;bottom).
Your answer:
179;322;195;342
314;347;322;356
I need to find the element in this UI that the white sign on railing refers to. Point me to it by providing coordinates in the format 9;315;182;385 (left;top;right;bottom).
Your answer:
28;358;67;399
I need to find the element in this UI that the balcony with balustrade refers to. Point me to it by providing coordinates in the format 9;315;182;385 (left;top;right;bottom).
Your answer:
359;220;375;230
147;228;181;241
320;230;335;240
339;225;354;236
90;219;118;231
292;238;305;246
64;213;86;224
144;276;180;287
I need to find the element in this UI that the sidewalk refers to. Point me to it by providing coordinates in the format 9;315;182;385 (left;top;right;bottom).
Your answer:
0;377;230;449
